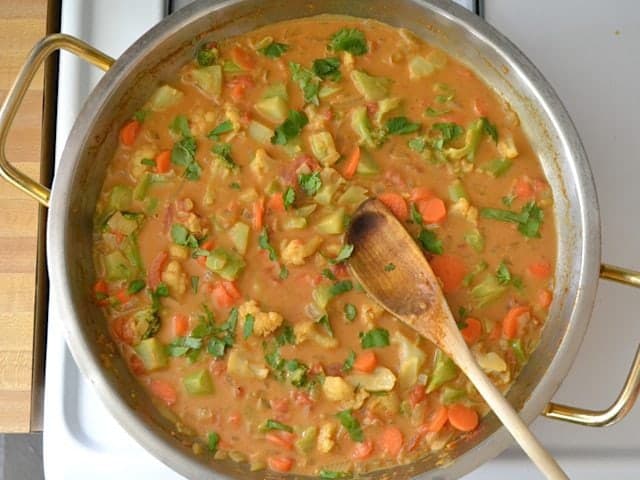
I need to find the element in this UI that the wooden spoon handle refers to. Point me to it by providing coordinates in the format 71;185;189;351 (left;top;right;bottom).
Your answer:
455;348;568;479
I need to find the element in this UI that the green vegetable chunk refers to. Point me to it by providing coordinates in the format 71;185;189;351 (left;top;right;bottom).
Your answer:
360;328;390;349
444;118;484;161
350;70;390;101
426;350;458;393
134;337;168;371
183;369;214;395
295;426;318;454
315;207;346;235
336;409;364;442
205;248;246;281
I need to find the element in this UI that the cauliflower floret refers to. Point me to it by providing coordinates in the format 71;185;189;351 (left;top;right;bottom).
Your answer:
169;244;190;260
476;351;507;373
227;349;269;379
174;199;208;237
449;197;478;225
130;145;157;179
280;236;323;266
322;376;355;402
249;148;273;181
293;320;339;348
238;300;284;337
317;423;337;453
360;302;384;328
224;103;242;131
161;260;187;296
342;388;370;411
497;135;519;159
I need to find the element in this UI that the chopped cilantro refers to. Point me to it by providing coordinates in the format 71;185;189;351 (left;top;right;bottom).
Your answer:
243;314;254;339
167;335;202;358
133;109;149;122
317;314;334;337
336;409;364;441
502;194;516;207
258;41;289;58
322;268;336;281
279;265;289;279
408;136;427;153
258;228;277;261
342;350;356;372
169;114;191;138
481;117;499;143
264;419;293;432
384;262;396;272
410;203;424;226
171;136;201;180
154;283;169;297
190;276;199;294
386;116;421;135
196;46;217;67
312;57;341;81
289;62;320;105
140;158;156;167
432;122;463;141
212;143;236;169
330;243;354;264
496;261;512;285
271;109;309;145
343;303;357;322
329;280;353;296
425;106;450;117
328;28;368;56
229;181;241;190
418;229;443;254
283;187;296;209
360;328;390;349
298;171;322;196
319;470;351;479
207;432;220;453
127;279;145;294
480;201;544;238
207;120;233;141
275;323;296;346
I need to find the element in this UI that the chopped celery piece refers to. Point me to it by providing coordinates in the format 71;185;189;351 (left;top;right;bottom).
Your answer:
315;207;346;235
350;70;390;101
206;248;246;281
393;332;426;388
135;337;168;371
248;120;274;145
295;204;317;217
262;82;288;101
356;149;380;175
295;426;318;454
191;65;222;98
482;157;513;177
346;366;396;392
104;250;133;281
510;339;527;363
133;173;151;201
464;229;485;253
309;131;340;167
471;275;507;307
350;106;385;150
149;85;183;111
337;186;368;206
282;216;307;230
108;185;132;211
318;84;342;98
107;212;138;235
445;118;484;161
426;350;458;393
312;284;333;310
374;97;402;126
441;386;466;405
448;179;468;202
122;235;143;271
229;222;250;254
223;60;243;73
255;96;288;123
183;369;214;395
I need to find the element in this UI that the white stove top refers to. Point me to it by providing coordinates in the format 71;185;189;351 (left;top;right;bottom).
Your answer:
44;1;640;478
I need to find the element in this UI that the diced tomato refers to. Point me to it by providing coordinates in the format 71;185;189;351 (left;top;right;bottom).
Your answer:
228;412;242;426
409;384;427;407
227;74;254;101
292;390;314;407
149;380;177;406
538;289;553;309
172;314;189;337
129;354;146;376
473;97;489;116
119;120;141;146
409;187;433;202
266;431;295;450
514;177;534;200
230;46;256;70
267;456;293;473
352;440;374;460
112;316;136;346
155;150;171;174
148;251;168;289
114;288;130;305
211;283;235;308
269;398;289;413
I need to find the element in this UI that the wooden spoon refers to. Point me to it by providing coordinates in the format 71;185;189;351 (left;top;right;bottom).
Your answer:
347;199;568;480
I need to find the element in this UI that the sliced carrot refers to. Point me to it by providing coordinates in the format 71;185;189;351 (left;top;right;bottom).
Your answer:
352;440;374;460
172;314;189;337
528;260;552;279
342;145;361;179
379;426;404;457
429;254;467;294
230;46;256;70
114;288;130;305
538;289;553;309
353;351;377;373
93;279;108;296
417;197;447;224
408;384;426;407
211;283;235;309
378;192;409;221
448;404;479;432
201;240;215;251
149;380;177;406
221;280;241;301
265;431;295;450
148;251;168;290
460;317;483;345
119;120;141;146
267;456;293;473
423;405;449;433
267;192;285;212
155;149;171;174
502;305;530;339
409;186;433;202
252;197;265;231
514;177;534;200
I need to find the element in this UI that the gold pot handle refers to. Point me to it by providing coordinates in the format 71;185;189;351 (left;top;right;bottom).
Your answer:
0;33;114;207
542;263;640;426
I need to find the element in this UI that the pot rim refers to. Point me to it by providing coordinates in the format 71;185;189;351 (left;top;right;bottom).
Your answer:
47;0;601;478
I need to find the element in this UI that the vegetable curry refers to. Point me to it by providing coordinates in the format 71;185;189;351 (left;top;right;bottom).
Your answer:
93;15;556;477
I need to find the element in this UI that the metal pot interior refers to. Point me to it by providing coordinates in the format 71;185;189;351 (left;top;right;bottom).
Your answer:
47;0;601;478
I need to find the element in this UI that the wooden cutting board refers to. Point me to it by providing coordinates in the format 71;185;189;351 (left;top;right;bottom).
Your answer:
0;0;46;433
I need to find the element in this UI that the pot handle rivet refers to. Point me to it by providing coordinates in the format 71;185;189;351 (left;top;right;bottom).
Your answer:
0;33;114;207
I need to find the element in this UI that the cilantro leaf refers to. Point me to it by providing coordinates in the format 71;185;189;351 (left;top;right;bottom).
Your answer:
319;471;351;479
425;106;451;117
258;41;289;58
343;303;357;322
212;143;236;169
336;410;364;441
298;171;322;196
258;228;277;261
408;136;428;153
207;120;233;141
418;229;443;254
275;323;296;346
283;187;296;209
386;116;421;135
170;115;191;138
171;224;198;248
480;201;544;238
481;117;499;143
171;136;201;180
264;419;293;432
271;110;309;145
127;279;146;294
360;328;390;349
289;62;320;105
133;109;149;122
496;261;512;285
312;57;341;81
410;203;424;226
317;314;334;337
196;46;217;67
330;244;354;264
207;432;220;453
243;314;254;339
432;122;463;141
384;262;396;272
329;280;353;296
342;350;356;372
322;268;336;281
328;28;368;56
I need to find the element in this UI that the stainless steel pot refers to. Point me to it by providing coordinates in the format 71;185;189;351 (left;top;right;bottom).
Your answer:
1;0;639;478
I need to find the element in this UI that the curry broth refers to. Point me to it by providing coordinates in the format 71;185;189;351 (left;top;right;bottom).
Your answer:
93;17;556;476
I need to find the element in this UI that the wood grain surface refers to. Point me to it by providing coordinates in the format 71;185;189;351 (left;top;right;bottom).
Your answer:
0;0;47;433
